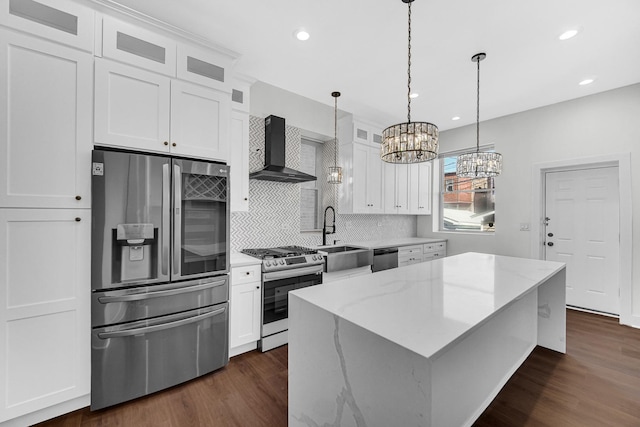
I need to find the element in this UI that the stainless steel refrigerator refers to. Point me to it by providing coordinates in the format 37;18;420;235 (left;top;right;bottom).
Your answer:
90;149;230;410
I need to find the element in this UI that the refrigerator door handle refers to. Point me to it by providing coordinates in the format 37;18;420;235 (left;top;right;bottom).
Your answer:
97;306;226;339
97;278;227;303
173;162;182;278
162;163;170;276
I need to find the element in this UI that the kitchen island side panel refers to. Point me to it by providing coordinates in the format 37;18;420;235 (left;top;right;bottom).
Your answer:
289;295;432;427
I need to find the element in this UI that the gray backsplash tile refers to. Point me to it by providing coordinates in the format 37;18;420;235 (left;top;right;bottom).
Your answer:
230;116;417;251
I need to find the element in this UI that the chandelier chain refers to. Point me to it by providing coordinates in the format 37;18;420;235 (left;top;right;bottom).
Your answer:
407;0;412;123
334;95;338;166
476;54;480;153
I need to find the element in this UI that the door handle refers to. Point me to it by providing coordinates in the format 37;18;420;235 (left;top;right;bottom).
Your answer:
97;307;226;338
547;232;554;237
547;242;554;247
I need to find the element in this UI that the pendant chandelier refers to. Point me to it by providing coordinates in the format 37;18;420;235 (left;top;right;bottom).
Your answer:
381;0;438;164
456;53;503;178
327;91;342;184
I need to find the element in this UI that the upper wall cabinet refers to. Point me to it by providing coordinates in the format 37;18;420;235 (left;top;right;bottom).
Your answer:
177;43;234;93
101;16;176;76
94;58;230;161
409;162;432;215
0;0;94;52
0;29;92;208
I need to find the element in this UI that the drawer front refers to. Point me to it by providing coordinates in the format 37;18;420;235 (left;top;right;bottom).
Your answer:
232;264;261;285
398;245;422;256
423;251;445;261
424;242;447;253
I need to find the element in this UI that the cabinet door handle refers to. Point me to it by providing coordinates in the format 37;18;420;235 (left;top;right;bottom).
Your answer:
75;217;81;222
256;286;260;289
75;195;82;200
246;272;250;275
163;141;169;146
172;142;177;147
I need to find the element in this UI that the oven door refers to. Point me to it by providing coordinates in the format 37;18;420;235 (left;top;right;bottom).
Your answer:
262;265;323;329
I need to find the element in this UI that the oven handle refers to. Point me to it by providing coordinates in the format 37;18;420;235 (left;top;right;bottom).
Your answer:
97;279;227;303
263;265;323;282
97;307;226;339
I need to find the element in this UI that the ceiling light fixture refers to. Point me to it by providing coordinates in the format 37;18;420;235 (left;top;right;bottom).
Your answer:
328;91;342;184
295;29;310;41
409;92;419;99
381;0;438;164
452;116;461;121
558;29;578;40
456;53;503;178
579;78;594;86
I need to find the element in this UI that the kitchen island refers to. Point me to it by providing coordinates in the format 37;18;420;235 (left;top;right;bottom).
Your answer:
288;252;566;427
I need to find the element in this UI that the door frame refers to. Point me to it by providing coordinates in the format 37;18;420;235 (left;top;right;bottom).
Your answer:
531;153;633;326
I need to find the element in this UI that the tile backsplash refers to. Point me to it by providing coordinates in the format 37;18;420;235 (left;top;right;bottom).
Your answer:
230;116;417;252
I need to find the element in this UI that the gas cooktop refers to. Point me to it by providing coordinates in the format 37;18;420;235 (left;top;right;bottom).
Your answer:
241;245;317;260
241;246;323;272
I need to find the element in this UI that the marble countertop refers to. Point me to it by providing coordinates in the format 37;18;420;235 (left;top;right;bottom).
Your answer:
290;252;565;359
346;237;446;250
230;252;262;267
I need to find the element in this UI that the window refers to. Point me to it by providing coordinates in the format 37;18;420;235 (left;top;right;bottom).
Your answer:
300;138;322;231
440;150;496;232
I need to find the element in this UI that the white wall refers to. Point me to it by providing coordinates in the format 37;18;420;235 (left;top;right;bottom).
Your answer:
250;81;335;139
417;83;640;319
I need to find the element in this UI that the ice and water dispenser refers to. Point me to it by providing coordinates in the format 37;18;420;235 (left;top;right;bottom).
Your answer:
113;223;158;282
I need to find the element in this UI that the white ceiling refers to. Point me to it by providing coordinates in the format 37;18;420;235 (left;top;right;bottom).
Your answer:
109;0;640;132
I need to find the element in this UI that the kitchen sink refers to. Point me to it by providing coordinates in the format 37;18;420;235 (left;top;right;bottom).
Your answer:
317;246;373;273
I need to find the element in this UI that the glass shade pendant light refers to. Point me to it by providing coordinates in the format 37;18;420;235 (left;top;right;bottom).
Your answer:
381;0;438;164
456;53;503;178
327;91;342;184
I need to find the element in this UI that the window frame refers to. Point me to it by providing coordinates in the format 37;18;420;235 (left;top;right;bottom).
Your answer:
437;146;497;234
299;138;323;232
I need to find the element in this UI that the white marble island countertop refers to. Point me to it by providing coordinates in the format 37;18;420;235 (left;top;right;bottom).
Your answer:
289;252;567;427
291;252;565;359
346;236;446;250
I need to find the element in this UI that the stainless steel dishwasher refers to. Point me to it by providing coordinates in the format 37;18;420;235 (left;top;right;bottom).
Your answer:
372;247;398;272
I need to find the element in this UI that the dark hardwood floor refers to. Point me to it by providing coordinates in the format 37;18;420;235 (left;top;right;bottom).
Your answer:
36;309;640;427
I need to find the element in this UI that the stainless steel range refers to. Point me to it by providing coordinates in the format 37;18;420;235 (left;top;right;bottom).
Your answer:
241;246;324;351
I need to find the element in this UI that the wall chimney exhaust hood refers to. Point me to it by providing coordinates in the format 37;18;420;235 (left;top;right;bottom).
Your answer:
249;115;317;183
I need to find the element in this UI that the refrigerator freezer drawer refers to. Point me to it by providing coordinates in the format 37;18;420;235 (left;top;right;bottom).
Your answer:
91;275;228;327
91;302;229;410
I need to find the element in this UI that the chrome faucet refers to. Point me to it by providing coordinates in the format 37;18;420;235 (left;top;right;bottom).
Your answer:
322;206;336;246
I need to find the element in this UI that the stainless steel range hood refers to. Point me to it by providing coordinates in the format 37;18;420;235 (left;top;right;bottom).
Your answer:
249;115;317;183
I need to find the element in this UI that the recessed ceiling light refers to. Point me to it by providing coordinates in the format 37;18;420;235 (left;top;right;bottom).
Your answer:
294;29;310;41
451;116;461;121
409;92;419;99
559;29;579;40
579;78;594;86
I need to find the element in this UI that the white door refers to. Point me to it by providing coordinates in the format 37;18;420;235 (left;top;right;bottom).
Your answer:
544;167;620;314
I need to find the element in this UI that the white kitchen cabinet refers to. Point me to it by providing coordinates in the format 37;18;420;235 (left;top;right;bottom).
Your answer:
409;162;432;215
170;79;230;160
423;241;447;261
0;209;90;423
383;163;410;214
339;142;384;214
229;76;253;212
177;43;235;93
95;58;230;162
398;244;423;267
230;111;249;212
0;29;92;209
229;264;261;356
0;0;94;52
101;15;177;76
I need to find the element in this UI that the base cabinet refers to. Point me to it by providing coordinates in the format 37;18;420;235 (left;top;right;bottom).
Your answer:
0;209;90;423
229;264;261;356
